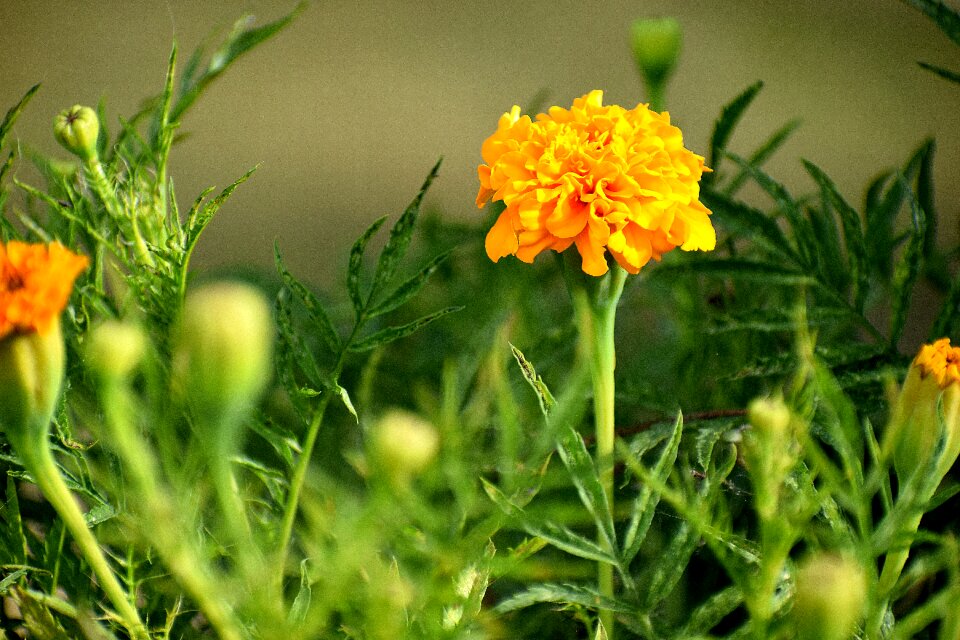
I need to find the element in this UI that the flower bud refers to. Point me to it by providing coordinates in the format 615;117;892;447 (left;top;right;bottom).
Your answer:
744;394;797;520
889;338;960;485
630;17;682;89
85;320;146;382
792;553;866;640
174;282;273;429
53;105;100;161
368;409;439;483
0;319;65;440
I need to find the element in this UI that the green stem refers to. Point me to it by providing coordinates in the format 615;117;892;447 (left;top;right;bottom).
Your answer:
84;157;156;269
275;392;333;589
16;436;149;640
100;384;245;640
867;510;924;639
571;265;628;640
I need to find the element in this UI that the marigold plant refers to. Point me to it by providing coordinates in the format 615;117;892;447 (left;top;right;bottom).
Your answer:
476;90;715;276
0;241;89;338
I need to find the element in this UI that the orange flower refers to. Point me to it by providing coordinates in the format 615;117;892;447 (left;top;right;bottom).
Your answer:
913;338;960;389
476;90;715;276
0;241;88;339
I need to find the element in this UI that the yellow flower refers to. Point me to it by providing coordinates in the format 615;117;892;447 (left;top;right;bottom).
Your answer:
890;338;960;483
1;241;89;339
476;90;715;276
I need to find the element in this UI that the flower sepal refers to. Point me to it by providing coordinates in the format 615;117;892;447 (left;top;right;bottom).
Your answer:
0;318;65;442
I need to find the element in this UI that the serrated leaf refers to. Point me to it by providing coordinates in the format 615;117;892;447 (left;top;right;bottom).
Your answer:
347;305;461;352
170;3;306;123
623;413;683;564
184;165;258;261
482;479;617;565
0;84;40;151
725;153;815;267
641;518;699;609
287;559;312;626
4;476;28;564
705;81;763;184
918;61;960;84
275;291;333;391
347;215;387;312
725;118;801;195
702;187;797;260
556;425;617;556
655;257;813;285
494;583;636;614
370;158;442;298
679;585;744;636
367;249;451;318
336;385;358;422
0;569;27;595
889;175;927;348
509;343;556;417
904;0;960;46
275;242;341;352
803;160;868;310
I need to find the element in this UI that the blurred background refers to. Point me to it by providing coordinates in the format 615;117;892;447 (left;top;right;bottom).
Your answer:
1;0;958;286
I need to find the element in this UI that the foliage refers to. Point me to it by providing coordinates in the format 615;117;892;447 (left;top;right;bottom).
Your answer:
1;1;960;639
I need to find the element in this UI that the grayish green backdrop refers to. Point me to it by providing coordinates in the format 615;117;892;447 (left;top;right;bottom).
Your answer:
1;1;958;285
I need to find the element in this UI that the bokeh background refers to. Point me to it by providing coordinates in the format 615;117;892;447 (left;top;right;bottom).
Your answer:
2;0;958;286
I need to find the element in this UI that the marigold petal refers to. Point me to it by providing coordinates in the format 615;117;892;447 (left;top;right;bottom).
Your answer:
484;211;520;262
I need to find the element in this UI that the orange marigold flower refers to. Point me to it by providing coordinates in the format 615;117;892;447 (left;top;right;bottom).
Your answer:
913;337;960;389
476;90;715;276
0;241;88;339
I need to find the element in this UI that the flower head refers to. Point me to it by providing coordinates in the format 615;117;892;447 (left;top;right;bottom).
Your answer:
890;338;960;484
1;241;89;340
476;90;715;276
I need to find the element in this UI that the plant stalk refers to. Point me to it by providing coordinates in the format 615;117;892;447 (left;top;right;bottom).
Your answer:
571;264;628;640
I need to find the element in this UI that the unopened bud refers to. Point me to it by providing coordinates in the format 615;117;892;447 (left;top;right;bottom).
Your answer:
85;321;146;382
369;409;439;483
748;395;792;441
54;105;100;161
630;18;682;90
745;394;797;520
174;282;273;429
0;319;65;440
889;338;960;485
792;553;866;640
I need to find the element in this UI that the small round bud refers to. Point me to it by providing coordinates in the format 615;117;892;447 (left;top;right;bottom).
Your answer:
792;553;866;640
369;410;439;483
748;395;792;441
630;17;682;88
53;105;100;161
85;321;146;382
174;282;273;428
0;319;65;439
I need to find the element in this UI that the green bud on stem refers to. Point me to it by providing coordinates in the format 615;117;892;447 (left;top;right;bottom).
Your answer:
53;105;100;162
369;409;439;485
630;17;682;111
0;319;65;441
792;553;866;640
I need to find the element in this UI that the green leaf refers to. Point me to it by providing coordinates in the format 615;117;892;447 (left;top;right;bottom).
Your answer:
932;268;960;339
509;343;556;417
623;413;683;564
367;249;451;318
494;583;636;614
725;118;801;195
725;153;814;266
702;187;797;260
287;559;312;626
482;479;618;565
889;175;927;348
678;586;744;636
347;215;387;312
918;61;960;84
336;384;358;422
348;306;461;352
656;257;814;285
0;84;40;151
4;476;28;564
705;81;763;184
555;425;617;557
640;519;699;610
184;165;258;261
275;242;341;352
903;0;960;46
275;290;332;391
170;3;307;124
0;569;28;595
370;158;442;299
803;160;868;310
